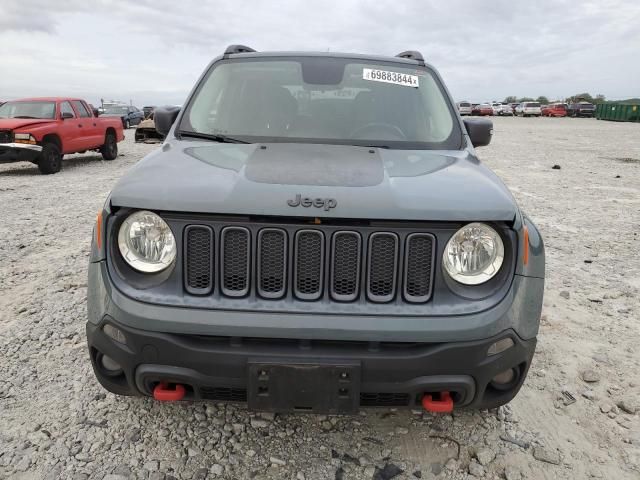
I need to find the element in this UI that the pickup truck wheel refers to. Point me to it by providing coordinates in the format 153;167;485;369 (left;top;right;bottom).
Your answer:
101;133;118;160
37;142;62;174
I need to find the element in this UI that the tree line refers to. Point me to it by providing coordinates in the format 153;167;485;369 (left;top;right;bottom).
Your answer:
501;93;607;104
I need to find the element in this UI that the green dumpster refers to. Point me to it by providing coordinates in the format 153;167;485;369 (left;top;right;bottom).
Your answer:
597;103;640;122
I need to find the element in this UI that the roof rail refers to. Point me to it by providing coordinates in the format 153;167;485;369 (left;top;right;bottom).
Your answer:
223;45;256;57
395;50;424;64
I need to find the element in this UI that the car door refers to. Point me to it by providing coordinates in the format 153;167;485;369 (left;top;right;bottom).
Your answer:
80;100;103;147
57;101;83;153
129;106;141;125
71;100;98;149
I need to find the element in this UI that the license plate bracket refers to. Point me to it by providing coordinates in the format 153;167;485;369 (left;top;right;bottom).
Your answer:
247;360;361;414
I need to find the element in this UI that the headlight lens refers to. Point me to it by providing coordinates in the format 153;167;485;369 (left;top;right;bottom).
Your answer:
117;211;176;273
14;133;37;144
443;223;504;285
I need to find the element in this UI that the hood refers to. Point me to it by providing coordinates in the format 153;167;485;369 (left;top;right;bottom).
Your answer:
110;141;518;222
0;118;56;130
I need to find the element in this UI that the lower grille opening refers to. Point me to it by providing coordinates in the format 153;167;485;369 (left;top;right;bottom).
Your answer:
198;387;412;407
359;392;410;407
200;386;248;402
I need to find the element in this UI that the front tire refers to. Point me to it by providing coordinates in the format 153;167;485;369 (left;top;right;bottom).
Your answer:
125;119;130;129
37;142;63;174
100;133;118;160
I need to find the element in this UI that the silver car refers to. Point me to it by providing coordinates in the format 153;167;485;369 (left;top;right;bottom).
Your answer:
498;104;514;116
457;101;472;116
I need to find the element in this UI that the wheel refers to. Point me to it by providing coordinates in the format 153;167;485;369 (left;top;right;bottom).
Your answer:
37;142;63;174
125;119;130;129
100;132;118;160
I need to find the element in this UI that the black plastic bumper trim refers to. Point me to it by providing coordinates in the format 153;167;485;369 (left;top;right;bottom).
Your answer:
87;317;536;411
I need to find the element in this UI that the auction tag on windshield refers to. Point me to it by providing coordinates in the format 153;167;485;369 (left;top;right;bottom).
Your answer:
362;68;419;87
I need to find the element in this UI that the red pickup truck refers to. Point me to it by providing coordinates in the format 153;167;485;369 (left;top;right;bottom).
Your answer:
0;97;124;174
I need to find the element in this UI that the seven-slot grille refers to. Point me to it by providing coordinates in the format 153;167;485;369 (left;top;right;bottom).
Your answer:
184;224;435;304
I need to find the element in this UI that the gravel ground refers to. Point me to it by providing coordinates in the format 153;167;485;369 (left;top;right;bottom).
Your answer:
1;118;639;480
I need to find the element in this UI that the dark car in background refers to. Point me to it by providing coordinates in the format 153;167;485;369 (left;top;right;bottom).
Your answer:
142;106;156;119
101;105;145;129
567;102;596;118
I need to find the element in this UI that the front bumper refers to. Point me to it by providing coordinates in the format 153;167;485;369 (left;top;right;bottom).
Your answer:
0;143;42;164
87;318;536;411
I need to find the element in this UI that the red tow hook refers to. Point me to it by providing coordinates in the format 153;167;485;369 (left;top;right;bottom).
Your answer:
422;391;454;413
153;382;186;402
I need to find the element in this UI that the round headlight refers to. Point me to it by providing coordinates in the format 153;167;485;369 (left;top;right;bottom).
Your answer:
118;211;176;273
443;223;504;285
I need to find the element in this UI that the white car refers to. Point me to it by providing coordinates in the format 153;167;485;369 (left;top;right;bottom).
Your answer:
498;104;514;116
491;103;503;115
457;101;472;116
519;102;542;117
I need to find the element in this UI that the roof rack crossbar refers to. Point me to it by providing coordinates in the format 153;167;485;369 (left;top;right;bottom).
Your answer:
395;50;425;64
224;45;257;56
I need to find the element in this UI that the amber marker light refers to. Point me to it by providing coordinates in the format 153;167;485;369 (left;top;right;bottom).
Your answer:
96;212;103;249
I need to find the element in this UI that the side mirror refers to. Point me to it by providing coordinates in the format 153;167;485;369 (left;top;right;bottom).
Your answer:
92;108;100;117
61;112;74;120
463;118;493;148
154;106;181;136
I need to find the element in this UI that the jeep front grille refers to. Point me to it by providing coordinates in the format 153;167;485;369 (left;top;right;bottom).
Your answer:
331;231;361;301
184;225;214;295
184;222;435;304
294;230;325;300
404;234;434;303
367;232;399;302
0;131;12;144
258;228;287;298
221;227;250;297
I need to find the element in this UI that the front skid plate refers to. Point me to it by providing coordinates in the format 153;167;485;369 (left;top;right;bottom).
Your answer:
248;359;361;414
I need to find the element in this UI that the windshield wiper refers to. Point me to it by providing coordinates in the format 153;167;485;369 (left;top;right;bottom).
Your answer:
13;116;39;119
179;131;249;144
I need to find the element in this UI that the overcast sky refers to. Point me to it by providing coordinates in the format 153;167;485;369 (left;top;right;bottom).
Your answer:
1;0;639;106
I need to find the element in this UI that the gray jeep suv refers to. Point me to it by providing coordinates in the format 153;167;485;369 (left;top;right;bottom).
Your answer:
87;45;544;413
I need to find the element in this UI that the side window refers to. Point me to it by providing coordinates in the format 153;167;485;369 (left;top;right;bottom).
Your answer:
60;101;76;118
71;100;91;118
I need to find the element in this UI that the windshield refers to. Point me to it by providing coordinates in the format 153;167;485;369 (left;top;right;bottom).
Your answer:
180;57;462;149
459;102;471;107
524;103;541;107
103;106;128;114
0;101;56;119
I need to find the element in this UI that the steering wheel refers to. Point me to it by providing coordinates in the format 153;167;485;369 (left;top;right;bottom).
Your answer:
350;122;407;140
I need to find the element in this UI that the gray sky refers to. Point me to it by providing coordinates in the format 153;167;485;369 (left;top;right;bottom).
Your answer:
1;0;639;106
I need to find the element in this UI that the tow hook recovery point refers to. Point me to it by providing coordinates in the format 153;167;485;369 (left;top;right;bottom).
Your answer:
422;391;454;413
153;382;186;402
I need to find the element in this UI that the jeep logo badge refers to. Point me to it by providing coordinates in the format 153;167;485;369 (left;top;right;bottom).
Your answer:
287;194;337;211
